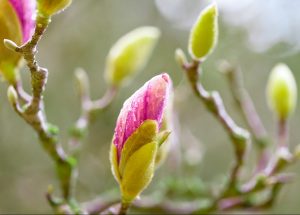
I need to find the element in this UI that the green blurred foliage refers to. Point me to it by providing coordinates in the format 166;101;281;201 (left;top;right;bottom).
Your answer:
0;0;300;213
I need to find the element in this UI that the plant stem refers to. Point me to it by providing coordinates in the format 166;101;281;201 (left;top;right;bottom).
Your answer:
69;69;117;155
220;62;268;147
183;60;249;171
118;201;130;215
219;61;269;172
278;119;288;148
8;13;77;204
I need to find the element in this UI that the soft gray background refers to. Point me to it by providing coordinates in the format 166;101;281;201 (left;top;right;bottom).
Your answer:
0;0;299;213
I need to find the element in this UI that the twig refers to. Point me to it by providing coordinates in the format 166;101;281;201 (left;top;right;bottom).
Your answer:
219;61;268;147
177;59;250;213
219;61;269;172
69;69;117;155
278;119;288;149
83;196;206;215
6;14;77;206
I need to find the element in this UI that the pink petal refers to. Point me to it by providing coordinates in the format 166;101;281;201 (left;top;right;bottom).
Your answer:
9;0;36;43
113;73;172;159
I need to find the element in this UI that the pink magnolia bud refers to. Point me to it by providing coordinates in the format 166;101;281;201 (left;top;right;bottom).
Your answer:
113;73;172;160
8;0;36;43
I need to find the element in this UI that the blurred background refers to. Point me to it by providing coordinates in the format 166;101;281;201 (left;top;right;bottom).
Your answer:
0;0;300;213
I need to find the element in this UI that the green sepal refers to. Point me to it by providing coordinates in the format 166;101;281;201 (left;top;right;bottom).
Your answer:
110;143;121;183
188;3;218;60
155;131;171;167
121;141;158;203
119;120;158;176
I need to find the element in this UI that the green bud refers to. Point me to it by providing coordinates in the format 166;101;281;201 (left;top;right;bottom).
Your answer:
4;39;18;51
175;48;188;66
188;3;218;61
105;26;160;87
37;0;72;17
266;63;297;120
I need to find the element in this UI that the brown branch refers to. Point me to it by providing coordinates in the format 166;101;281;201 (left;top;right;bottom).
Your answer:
6;14;78;207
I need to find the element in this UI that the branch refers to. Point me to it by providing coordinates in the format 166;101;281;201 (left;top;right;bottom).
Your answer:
69;68;118;155
181;60;249;193
83;196;205;215
218;60;269;171
219;61;268;148
6;14;77;206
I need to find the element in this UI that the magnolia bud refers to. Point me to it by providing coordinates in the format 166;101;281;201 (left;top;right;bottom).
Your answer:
37;0;72;16
188;3;218;61
105;26;160;87
110;74;172;203
266;63;297;120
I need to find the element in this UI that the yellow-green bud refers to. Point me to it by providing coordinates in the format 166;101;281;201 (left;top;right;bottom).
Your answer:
4;39;18;51
175;48;188;66
266;63;297;120
105;26;160;87
188;3;218;61
37;0;72;16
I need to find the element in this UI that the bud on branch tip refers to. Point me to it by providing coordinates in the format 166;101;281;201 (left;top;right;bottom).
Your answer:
188;3;218;61
110;73;172;203
3;39;18;51
266;63;297;120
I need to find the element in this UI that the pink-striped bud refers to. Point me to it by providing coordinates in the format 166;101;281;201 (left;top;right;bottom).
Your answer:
110;73;172;203
114;73;171;159
0;0;36;83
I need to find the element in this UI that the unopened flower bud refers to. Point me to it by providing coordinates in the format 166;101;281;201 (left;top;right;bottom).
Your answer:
175;48;188;67
105;26;160;87
266;63;297;120
37;0;72;17
188;3;218;61
3;39;18;51
110;74;172;204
